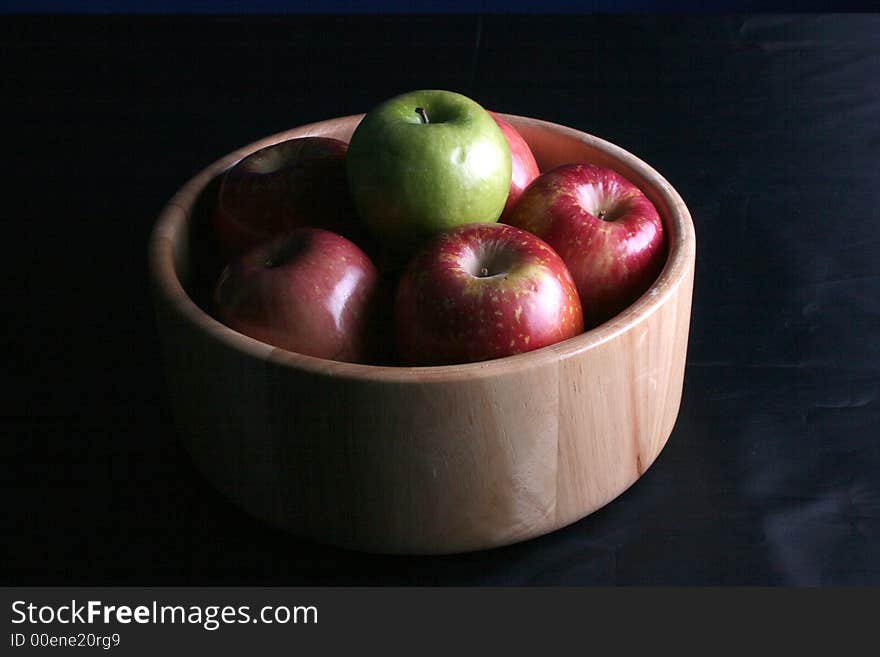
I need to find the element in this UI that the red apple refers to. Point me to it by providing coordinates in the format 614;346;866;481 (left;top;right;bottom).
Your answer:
490;111;540;223
213;137;361;261
213;227;380;363
394;223;583;366
506;163;666;328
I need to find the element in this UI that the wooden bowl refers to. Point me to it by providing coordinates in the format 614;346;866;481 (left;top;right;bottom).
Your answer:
149;113;695;555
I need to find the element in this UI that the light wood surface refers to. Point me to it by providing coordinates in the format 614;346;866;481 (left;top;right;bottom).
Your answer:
149;113;696;554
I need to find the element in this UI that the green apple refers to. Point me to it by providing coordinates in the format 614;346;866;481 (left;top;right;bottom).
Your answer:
346;90;512;254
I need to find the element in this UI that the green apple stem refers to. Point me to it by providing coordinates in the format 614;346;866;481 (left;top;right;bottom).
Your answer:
415;107;429;124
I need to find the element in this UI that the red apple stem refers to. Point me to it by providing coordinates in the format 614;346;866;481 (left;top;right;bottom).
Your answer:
415;107;429;124
264;233;308;269
479;267;489;277
598;209;609;221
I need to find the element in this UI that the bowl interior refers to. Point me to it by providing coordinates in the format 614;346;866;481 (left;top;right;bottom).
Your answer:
154;113;694;379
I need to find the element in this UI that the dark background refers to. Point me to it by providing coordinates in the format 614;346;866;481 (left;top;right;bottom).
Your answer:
3;12;879;585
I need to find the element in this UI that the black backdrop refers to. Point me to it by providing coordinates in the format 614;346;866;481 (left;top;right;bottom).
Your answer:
3;13;879;585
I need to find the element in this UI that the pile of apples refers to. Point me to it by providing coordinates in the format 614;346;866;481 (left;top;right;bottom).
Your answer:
211;90;667;366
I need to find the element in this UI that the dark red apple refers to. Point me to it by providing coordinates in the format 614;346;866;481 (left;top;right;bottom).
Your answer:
506;163;666;328
213;137;361;261
490;111;540;223
394;223;583;366
213;227;380;363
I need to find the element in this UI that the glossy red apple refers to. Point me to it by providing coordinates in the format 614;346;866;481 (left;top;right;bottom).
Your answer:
394;222;583;366
490;111;540;223
213;227;380;363
506;163;666;328
213;137;361;261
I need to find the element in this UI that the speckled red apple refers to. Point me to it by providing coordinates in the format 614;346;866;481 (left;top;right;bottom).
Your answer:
489;111;540;223
506;163;666;328
213;137;361;261
213;227;379;363
394;223;583;366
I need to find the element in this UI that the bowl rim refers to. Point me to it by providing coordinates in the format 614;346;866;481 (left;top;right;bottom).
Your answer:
149;112;695;384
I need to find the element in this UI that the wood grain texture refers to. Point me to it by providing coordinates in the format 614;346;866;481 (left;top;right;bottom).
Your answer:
149;113;696;554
